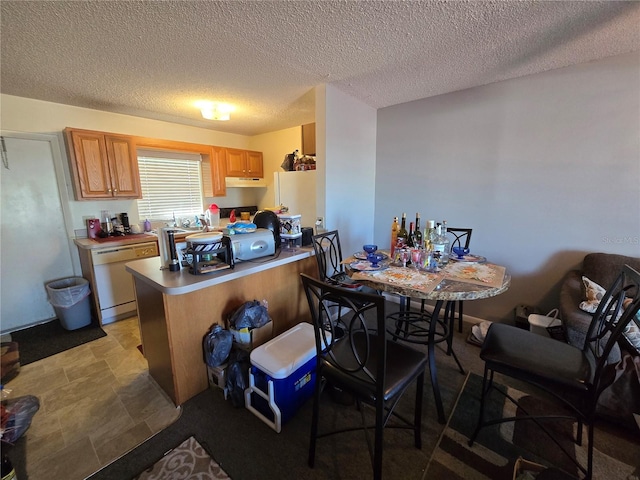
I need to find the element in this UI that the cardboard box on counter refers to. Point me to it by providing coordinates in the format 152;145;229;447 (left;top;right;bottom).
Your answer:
229;320;273;350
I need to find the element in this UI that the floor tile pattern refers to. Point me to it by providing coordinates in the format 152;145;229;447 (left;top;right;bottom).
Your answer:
5;317;180;480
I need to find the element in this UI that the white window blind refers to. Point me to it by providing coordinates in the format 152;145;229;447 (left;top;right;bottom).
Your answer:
137;151;204;222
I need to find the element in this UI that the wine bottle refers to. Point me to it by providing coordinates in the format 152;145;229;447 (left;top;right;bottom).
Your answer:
414;213;423;249
397;212;408;248
390;216;399;258
408;222;415;247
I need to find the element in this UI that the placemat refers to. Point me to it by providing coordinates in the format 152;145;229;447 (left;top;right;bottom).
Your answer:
351;266;444;294
442;262;506;288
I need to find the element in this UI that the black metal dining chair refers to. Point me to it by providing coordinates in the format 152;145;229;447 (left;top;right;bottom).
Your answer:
420;227;472;334
311;230;377;293
468;264;640;480
300;273;428;480
446;227;472;333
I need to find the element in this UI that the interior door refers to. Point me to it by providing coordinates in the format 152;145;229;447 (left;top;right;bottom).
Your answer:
0;133;75;331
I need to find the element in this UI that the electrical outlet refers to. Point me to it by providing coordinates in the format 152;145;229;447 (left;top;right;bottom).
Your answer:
315;216;324;230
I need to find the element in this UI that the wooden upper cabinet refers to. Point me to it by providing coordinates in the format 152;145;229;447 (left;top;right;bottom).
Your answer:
302;123;316;156
64;128;141;200
246;150;264;177
210;146;227;196
225;148;263;178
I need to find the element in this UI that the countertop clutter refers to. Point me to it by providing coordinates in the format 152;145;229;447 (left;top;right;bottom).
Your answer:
126;246;314;295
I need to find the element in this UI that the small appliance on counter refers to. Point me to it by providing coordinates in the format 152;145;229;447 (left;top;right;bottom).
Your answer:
158;227;185;270
86;218;101;239
228;229;275;261
185;232;234;275
253;210;281;248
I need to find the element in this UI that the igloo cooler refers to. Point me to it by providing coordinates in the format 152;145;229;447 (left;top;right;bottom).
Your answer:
245;322;319;433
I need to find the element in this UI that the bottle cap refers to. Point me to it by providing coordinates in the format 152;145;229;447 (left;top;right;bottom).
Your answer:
209;204;219;212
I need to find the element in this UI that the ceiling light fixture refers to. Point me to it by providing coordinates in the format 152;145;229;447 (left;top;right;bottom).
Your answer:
196;101;234;121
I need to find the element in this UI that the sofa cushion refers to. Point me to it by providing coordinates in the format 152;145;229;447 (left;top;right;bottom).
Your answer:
582;253;640;292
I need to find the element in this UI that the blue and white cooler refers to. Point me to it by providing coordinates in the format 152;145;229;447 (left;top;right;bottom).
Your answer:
245;322;320;432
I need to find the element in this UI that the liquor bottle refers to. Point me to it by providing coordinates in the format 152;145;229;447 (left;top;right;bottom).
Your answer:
414;213;423;249
407;222;415;247
397;213;408;248
432;223;450;267
390;216;399;258
424;220;435;251
441;220;451;265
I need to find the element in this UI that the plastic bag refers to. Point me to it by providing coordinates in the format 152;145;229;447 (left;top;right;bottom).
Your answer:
229;300;270;330
1;387;39;444
203;324;232;367
226;348;250;408
46;277;90;308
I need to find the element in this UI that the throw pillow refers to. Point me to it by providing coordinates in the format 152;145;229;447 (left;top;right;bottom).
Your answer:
579;276;605;313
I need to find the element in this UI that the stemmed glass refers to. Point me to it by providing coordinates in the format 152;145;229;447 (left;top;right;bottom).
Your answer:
398;248;410;268
363;244;378;255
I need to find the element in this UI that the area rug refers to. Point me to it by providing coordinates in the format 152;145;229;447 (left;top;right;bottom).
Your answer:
426;373;640;480
134;436;230;480
10;320;106;365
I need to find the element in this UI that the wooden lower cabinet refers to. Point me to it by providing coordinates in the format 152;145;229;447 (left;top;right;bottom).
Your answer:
135;255;317;405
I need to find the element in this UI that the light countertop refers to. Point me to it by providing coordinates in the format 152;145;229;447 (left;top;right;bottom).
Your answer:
125;247;314;295
74;234;159;249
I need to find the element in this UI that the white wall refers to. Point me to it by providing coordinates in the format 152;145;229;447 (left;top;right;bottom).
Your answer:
323;85;377;255
249;126;302;209
375;52;640;322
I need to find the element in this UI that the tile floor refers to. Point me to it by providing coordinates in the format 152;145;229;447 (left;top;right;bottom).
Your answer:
5;316;180;480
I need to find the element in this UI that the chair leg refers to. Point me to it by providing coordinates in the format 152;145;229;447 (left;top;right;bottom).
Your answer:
374;396;385;480
414;372;424;449
468;366;492;446
586;422;594;480
308;375;323;468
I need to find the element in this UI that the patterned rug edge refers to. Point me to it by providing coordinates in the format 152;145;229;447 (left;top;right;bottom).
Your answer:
134;435;231;480
425;371;471;474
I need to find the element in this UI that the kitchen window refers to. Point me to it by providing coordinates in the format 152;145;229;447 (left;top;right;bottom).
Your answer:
137;150;204;222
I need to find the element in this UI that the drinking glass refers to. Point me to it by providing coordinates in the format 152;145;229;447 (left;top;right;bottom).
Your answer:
398;248;410;268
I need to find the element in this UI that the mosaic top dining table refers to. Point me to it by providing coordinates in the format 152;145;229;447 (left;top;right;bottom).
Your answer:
346;255;511;423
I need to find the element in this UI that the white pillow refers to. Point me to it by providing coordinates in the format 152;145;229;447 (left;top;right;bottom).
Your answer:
579;276;605;313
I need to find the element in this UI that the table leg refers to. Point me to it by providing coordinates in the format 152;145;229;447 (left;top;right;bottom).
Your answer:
429;300;446;424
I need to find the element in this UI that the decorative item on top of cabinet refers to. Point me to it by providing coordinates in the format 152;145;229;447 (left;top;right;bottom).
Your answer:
302;123;316;156
64;128;141;200
225;148;263;178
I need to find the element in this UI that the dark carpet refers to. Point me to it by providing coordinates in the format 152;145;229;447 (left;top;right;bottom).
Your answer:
10;320;106;365
426;373;640;479
88;354;469;480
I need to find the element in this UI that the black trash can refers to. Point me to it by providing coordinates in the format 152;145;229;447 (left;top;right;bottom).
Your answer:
45;277;92;330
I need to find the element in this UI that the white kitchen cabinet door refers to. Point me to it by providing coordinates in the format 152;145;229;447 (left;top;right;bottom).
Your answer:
0;133;75;331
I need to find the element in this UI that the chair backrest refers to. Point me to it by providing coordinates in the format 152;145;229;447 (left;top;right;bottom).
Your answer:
311;230;346;284
584;264;640;395
300;273;386;390
447;227;472;250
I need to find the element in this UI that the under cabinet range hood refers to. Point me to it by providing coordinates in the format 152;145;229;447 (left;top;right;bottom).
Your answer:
225;177;268;188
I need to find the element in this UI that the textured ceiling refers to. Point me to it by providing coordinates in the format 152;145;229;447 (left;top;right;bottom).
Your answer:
2;1;639;136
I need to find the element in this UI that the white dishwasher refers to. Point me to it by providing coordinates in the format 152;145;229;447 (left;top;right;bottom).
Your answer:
91;241;158;324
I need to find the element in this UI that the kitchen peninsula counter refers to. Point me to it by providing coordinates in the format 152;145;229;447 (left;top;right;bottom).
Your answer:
126;248;318;405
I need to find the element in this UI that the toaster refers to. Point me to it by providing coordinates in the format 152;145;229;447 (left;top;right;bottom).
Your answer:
227;228;275;261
